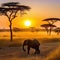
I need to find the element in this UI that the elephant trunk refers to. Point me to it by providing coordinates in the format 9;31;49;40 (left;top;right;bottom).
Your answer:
23;43;26;51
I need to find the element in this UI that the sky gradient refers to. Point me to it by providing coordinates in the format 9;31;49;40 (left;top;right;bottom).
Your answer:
0;0;60;28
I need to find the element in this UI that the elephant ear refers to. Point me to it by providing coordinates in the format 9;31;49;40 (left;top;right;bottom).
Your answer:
33;39;40;46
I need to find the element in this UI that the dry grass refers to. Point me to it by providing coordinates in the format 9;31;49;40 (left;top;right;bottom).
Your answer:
0;38;60;60
45;46;60;60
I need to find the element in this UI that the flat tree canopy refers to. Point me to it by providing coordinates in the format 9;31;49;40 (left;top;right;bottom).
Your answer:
43;18;60;24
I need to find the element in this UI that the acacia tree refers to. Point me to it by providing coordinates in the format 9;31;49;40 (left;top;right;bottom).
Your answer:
54;27;60;35
30;27;35;32
41;24;56;35
42;18;60;35
0;2;30;41
43;18;60;24
41;24;49;34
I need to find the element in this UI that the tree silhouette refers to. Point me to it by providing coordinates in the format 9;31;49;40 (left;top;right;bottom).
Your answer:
0;2;30;41
30;27;35;32
41;24;56;35
43;18;60;24
54;27;60;35
13;27;21;32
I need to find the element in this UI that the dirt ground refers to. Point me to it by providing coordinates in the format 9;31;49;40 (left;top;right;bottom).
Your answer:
0;42;60;60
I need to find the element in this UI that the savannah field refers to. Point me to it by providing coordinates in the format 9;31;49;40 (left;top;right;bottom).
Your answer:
0;31;60;60
0;0;60;60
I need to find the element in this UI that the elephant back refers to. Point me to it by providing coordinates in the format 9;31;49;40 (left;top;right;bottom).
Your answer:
32;39;40;46
23;39;32;45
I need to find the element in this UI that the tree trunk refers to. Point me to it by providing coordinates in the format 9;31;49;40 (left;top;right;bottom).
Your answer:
10;22;13;41
46;28;48;34
49;27;52;35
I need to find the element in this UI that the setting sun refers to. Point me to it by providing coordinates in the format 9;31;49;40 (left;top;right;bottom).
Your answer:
24;20;31;27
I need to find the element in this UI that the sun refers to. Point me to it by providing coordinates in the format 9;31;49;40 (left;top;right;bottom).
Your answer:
24;20;31;27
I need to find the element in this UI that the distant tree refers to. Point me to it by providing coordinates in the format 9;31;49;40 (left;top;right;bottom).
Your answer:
35;29;40;32
41;24;56;35
30;27;35;32
41;24;49;34
54;27;60;35
13;27;21;32
43;18;60;24
0;2;30;41
42;18;60;35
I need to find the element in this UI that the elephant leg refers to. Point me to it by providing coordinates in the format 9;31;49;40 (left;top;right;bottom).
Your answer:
27;46;30;54
36;50;40;54
34;47;40;54
34;50;40;54
34;49;37;54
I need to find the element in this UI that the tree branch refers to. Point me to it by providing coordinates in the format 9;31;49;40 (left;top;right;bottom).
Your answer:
5;12;10;22
9;10;13;18
10;10;18;21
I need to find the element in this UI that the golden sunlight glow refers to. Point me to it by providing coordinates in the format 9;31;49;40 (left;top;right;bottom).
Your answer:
24;20;31;27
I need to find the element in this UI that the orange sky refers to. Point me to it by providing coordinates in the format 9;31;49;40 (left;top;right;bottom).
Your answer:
0;0;60;29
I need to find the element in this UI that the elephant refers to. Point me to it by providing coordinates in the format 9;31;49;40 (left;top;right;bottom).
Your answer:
22;39;40;54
